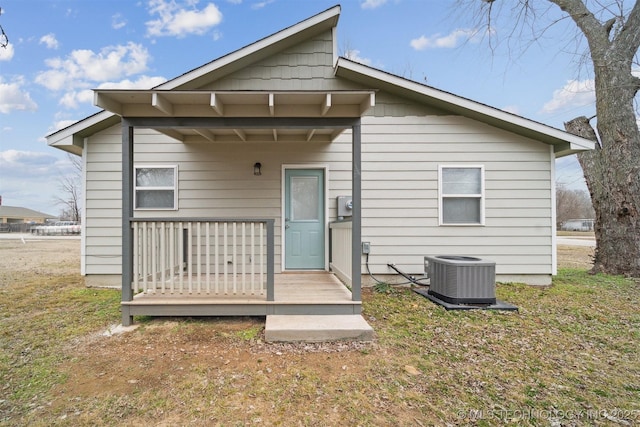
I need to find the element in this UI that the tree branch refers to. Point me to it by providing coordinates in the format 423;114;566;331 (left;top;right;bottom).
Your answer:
612;0;640;61
603;17;616;38
551;0;611;55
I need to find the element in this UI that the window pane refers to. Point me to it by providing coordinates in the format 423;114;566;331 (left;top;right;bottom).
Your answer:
136;190;174;209
136;168;174;187
442;168;481;194
443;198;481;224
291;176;319;221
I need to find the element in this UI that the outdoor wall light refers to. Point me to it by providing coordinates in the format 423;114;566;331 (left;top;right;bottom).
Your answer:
253;162;262;176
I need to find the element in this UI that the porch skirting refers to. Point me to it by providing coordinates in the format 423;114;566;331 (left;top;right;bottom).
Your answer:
122;272;361;317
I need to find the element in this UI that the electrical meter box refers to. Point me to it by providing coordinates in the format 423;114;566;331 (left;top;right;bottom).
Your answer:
337;195;353;218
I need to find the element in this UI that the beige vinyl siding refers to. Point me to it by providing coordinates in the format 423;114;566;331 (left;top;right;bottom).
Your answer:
83;114;555;282
201;30;354;92
358;115;554;279
83;124;123;276
80;29;555;284
83;125;353;276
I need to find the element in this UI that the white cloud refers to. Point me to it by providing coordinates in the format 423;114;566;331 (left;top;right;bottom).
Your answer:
410;28;480;50
39;33;60;49
146;0;223;38
58;90;94;109
0;149;76;215
251;0;274;10
59;76;167;108
0;43;15;61
361;0;387;9
0;77;38;114
58;75;167;109
0;149;61;177
35;42;151;91
112;13;127;30
541;79;595;114
97;75;167;90
344;49;372;66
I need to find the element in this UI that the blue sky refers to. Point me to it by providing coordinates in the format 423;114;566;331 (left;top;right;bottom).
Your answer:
0;0;595;216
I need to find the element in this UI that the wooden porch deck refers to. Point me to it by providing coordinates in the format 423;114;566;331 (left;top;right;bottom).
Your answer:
122;272;360;317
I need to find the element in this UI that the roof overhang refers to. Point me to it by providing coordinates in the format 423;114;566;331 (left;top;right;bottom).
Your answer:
46;110;120;155
93;89;375;143
335;58;595;158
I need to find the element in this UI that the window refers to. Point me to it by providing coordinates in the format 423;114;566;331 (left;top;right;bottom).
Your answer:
134;165;177;210
439;165;484;225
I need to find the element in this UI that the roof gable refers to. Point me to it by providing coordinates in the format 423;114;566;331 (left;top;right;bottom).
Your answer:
156;6;341;90
46;5;593;157
334;58;594;157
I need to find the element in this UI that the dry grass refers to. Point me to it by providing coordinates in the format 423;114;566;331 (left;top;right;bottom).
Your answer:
1;240;639;426
557;245;594;270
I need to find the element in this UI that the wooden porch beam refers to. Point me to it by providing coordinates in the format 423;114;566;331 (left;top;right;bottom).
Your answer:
306;129;316;141
124;116;360;129
194;128;216;142
210;93;224;115
233;129;247;141
152;93;173;115
268;93;275;116
360;93;375;115
321;93;331;116
95;92;123;115
157;128;185;142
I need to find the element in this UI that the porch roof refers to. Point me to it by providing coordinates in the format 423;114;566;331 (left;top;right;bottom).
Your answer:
94;89;375;143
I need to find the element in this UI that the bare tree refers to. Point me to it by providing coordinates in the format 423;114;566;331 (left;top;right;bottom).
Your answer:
556;184;594;228
462;0;640;276
54;154;82;222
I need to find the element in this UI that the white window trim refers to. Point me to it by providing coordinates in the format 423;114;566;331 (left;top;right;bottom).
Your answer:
438;164;485;226
134;164;178;211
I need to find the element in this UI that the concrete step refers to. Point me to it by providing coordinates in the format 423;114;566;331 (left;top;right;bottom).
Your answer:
265;314;374;342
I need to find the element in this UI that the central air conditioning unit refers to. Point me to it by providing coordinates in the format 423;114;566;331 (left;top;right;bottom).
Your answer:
424;256;496;305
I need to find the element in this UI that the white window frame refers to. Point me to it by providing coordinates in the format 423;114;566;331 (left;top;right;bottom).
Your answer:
438;165;485;226
134;164;178;211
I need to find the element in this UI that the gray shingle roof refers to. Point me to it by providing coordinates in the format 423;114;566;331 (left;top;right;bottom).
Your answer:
0;206;56;219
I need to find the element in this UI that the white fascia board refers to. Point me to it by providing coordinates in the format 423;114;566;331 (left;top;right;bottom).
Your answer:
156;6;341;90
335;58;595;154
46;110;119;155
46;110;114;145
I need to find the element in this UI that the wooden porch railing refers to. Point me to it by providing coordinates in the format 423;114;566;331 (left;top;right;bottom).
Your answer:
130;218;274;300
329;220;352;286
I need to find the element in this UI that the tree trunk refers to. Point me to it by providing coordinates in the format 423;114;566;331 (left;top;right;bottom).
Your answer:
566;112;640;276
556;0;640;277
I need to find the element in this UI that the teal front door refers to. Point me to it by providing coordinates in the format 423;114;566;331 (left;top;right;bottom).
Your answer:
284;169;325;270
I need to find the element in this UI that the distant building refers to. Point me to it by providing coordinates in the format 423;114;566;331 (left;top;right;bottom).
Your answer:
0;200;56;226
561;219;595;232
